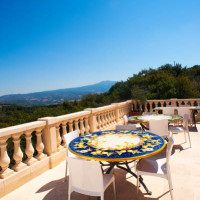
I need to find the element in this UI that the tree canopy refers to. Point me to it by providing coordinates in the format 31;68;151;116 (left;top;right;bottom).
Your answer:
1;63;200;128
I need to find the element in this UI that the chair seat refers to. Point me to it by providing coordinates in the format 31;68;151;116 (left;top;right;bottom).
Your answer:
68;153;79;158
169;126;186;132
128;123;141;129
67;154;85;160
137;158;167;175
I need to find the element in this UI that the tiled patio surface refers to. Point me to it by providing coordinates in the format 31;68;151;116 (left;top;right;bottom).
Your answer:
2;124;200;200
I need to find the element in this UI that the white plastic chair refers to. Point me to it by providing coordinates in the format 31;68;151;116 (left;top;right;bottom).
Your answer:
123;115;141;130
169;114;191;148
177;107;191;125
149;119;169;138
162;107;175;115
64;130;83;181
68;157;116;200
123;115;129;125
116;124;137;130
136;137;174;200
177;107;191;117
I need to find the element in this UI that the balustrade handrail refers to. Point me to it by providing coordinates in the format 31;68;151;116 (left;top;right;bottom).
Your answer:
0;121;46;137
147;98;200;103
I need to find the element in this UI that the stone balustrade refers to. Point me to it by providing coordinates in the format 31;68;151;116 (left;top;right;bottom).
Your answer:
141;98;200;112
0;100;132;197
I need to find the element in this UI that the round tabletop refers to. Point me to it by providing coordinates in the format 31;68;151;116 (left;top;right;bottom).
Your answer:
68;130;166;162
190;106;200;110
128;114;183;124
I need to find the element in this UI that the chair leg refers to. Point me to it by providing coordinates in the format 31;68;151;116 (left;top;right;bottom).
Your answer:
68;189;71;200
113;181;116;200
136;173;139;199
184;131;187;143
68;182;72;200
134;160;138;173
65;160;68;182
100;194;104;200
168;174;174;200
187;131;192;148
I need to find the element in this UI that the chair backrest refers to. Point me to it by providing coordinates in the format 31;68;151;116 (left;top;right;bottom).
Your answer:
116;124;137;130
177;107;191;118
64;130;79;157
123;115;128;125
142;112;155;115
149;119;169;138
183;113;189;130
162;107;175;115
166;137;174;172
68;157;104;195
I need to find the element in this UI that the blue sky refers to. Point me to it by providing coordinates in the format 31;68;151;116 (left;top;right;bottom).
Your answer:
0;0;200;96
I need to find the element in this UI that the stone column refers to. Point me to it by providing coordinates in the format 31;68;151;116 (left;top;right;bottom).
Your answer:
84;108;97;133
38;117;58;156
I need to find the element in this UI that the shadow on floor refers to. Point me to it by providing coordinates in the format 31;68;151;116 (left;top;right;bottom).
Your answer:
36;167;171;200
189;126;198;132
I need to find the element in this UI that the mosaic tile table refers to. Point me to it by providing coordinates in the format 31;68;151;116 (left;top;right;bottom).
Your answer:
128;114;183;124
69;130;166;195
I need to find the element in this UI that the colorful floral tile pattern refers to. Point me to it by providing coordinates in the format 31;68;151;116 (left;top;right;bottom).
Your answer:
128;114;183;123
68;130;166;162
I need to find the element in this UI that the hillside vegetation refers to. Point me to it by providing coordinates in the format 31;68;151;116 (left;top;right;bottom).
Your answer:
1;64;200;128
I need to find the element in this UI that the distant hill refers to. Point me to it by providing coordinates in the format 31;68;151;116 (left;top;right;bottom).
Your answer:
0;81;116;106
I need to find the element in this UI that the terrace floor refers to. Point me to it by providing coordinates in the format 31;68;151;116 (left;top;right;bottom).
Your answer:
2;123;200;200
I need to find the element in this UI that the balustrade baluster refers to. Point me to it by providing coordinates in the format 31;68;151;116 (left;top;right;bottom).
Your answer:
61;122;67;147
97;114;101;130
107;111;110;126
55;123;62;151
149;102;153;112
191;101;195;106
12;133;26;171
35;128;46;160
85;116;90;133
106;111;109;127
101;113;105;129
74;119;80;134
68;120;73;132
109;111;112;125
24;131;37;166
111;111;114;124
0;136;13;178
80;118;85;135
144;103;147;112
100;113;103;130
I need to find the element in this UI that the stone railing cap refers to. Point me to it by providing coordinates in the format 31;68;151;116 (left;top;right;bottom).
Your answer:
0;121;46;137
